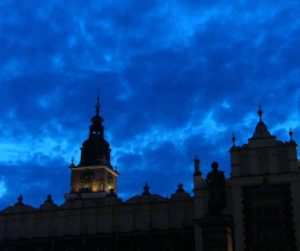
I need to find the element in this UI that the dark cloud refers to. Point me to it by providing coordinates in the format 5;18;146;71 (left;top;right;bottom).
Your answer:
1;0;300;208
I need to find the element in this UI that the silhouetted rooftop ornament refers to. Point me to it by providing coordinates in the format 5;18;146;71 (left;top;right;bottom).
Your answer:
106;188;117;198
170;183;191;200
142;183;151;196
232;133;236;147
40;194;57;210
211;161;219;171
252;106;273;139
176;183;185;193
194;157;201;176
70;157;76;168
258;105;263;121
289;128;294;141
15;195;24;206
288;128;297;145
289;128;293;139
45;194;53;204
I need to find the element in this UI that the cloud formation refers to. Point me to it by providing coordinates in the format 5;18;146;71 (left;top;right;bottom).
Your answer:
1;0;300;208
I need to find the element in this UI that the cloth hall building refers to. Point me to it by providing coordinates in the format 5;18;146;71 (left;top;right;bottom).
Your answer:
0;100;300;251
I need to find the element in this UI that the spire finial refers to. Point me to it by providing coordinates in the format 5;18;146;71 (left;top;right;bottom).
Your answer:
45;194;53;204
232;133;236;146
15;194;23;206
70;157;75;168
194;157;201;176
95;95;100;116
289;128;294;141
258;105;263;121
106;188;117;198
142;183;150;196
176;183;185;193
211;161;219;171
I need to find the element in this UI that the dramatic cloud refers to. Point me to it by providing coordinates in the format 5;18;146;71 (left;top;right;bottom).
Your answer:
1;0;300;208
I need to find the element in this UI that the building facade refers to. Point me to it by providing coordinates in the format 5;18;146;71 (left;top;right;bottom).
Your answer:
0;102;299;251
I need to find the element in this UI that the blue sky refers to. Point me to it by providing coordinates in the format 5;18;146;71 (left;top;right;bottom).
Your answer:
1;0;300;209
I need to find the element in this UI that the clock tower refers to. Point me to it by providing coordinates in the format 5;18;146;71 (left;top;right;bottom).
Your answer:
65;97;119;200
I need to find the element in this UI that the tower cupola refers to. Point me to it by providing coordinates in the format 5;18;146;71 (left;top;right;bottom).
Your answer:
79;96;111;166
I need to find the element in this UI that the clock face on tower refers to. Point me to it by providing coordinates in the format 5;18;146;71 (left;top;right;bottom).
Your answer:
80;170;95;184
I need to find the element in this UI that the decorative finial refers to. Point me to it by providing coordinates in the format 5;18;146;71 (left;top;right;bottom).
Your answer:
289;128;294;141
232;133;236;146
95;95;100;116
211;161;219;171
69;157;75;168
106;187;117;198
258;105;263;121
176;183;185;193
142;183;150;196
45;194;53;204
194;157;201;176
15;194;23;206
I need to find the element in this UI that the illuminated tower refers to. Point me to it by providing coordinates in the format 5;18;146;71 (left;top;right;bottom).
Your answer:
65;97;119;200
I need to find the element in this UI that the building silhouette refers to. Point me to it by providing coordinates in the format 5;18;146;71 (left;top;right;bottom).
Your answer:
0;101;299;251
